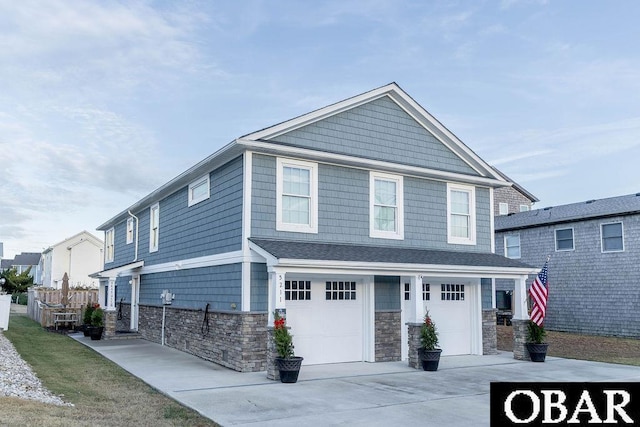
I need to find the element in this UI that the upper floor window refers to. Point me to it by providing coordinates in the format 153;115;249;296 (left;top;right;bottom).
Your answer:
370;172;404;240
149;203;159;253
520;204;530;212
555;228;574;251
601;222;623;252
105;228;115;263
276;158;318;233
188;175;210;207
498;203;508;215
504;234;521;259
447;183;476;245
126;218;134;244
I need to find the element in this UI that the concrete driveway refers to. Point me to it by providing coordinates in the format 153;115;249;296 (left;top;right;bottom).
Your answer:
73;335;640;426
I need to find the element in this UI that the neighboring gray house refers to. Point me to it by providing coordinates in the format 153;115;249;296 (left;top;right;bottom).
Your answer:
1;252;42;284
495;193;640;338
93;83;536;372
492;168;539;216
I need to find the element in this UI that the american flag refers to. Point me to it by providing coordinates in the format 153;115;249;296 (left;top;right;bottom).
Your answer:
529;259;549;326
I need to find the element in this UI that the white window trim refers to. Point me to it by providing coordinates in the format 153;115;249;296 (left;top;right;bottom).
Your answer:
105;228;115;263
504;234;521;259
555;227;575;252
447;183;476;245
498;202;508;215
600;221;624;253
276;157;318;233
369;171;404;240
149;203;159;253
188;174;210;207
126;218;134;245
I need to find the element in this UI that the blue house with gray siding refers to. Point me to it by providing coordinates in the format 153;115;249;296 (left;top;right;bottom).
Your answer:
94;83;536;373
495;193;640;339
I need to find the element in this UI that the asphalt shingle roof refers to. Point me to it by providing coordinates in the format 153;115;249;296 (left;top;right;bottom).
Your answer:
11;252;42;266
250;238;533;269
495;192;640;231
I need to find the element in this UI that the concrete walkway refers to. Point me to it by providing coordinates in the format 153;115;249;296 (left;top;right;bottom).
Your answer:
70;334;640;427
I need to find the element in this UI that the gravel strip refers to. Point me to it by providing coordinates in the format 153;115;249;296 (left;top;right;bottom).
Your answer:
0;330;72;406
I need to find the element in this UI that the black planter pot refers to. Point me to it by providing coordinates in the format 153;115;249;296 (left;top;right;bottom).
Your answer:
418;348;442;371
82;325;92;337
89;326;104;341
526;343;549;362
274;357;304;383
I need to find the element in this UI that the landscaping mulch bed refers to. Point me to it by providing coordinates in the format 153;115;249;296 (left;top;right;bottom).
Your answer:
497;325;640;366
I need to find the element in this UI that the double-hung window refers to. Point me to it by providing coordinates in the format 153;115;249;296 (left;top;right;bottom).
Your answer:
126;218;134;244
149;203;159;252
105;228;115;263
498;203;508;215
447;183;476;245
555;228;574;251
504;234;521;258
370;172;404;239
601;222;623;252
188;175;210;206
276;158;318;233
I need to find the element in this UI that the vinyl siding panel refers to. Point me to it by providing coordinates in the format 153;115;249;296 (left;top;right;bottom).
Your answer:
105;156;243;269
272;96;478;176
250;263;268;311
375;276;401;310
252;154;492;252
139;264;242;311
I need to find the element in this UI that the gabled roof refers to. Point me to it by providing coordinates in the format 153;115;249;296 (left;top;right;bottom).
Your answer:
44;231;103;253
250;238;535;274
11;252;41;266
495;192;640;231
491;167;539;203
98;83;508;230
0;259;12;269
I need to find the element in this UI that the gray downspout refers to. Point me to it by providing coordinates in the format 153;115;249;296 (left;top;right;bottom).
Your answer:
128;210;139;262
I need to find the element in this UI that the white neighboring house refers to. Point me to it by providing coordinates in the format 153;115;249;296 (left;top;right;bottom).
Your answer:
40;231;104;289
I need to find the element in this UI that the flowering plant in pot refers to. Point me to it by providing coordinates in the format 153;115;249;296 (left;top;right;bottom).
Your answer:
82;303;98;337
89;304;104;340
418;311;442;371
526;320;548;362
273;311;303;383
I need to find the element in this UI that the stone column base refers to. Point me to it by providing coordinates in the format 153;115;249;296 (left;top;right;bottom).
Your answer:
407;323;422;369
104;310;116;339
482;309;498;355
266;327;279;381
512;319;529;360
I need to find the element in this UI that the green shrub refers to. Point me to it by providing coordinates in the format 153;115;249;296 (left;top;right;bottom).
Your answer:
527;320;547;344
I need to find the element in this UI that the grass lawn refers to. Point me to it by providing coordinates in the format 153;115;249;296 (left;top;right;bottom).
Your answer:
497;325;640;366
1;314;218;427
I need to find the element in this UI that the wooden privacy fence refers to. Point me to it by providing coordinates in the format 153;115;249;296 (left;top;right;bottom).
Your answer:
28;288;99;327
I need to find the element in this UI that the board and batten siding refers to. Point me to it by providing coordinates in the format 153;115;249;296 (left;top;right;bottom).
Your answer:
104;156;244;269
495;214;640;338
139;264;242;311
271;96;479;175
252;154;492;252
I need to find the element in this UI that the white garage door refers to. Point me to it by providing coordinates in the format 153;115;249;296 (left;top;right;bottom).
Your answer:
285;279;363;365
424;283;471;356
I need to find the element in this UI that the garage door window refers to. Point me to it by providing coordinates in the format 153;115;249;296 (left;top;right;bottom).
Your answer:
422;283;431;301
285;281;311;300
441;284;465;301
326;281;356;300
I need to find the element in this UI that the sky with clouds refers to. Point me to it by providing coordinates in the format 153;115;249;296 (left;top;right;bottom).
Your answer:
1;0;639;258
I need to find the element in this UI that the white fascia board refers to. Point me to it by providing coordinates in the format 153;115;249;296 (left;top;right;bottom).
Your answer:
242;84;397;141
271;258;538;278
248;241;278;267
90;260;144;279
141;251;246;275
238;139;509;188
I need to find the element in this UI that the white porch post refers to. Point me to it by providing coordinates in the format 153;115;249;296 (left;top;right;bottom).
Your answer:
106;278;116;311
512;275;528;320
491;278;496;309
267;269;286;324
411;275;424;322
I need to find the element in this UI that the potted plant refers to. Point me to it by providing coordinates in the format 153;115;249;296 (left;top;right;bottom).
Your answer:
273;311;303;383
418;311;442;371
82;303;96;336
89;305;104;341
526;320;548;362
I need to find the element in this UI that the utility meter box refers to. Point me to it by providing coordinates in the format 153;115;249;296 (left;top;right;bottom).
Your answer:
160;289;175;305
